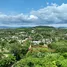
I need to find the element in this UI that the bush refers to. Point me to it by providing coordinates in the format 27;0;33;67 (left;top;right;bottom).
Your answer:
50;41;67;52
56;59;67;67
62;52;67;59
13;53;62;67
0;55;16;67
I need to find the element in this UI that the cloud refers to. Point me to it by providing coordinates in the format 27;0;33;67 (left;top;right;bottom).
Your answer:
46;2;49;5
0;13;38;27
31;3;67;25
28;15;38;20
0;3;67;27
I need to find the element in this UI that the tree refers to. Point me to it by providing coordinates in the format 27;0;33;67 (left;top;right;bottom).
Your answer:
0;55;16;67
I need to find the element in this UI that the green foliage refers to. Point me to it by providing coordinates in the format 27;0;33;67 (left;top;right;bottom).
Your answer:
56;59;67;67
13;53;65;67
23;40;31;48
62;52;67;59
9;42;28;60
13;56;58;67
39;42;44;45
26;47;50;58
0;55;16;67
0;27;67;67
50;41;67;52
9;43;23;60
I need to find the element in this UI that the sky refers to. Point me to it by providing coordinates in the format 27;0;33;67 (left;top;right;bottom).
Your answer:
0;0;67;27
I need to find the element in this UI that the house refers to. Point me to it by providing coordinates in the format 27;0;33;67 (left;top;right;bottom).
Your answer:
32;41;41;45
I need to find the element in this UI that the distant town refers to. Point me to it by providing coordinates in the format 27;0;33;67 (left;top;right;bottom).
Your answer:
0;26;67;67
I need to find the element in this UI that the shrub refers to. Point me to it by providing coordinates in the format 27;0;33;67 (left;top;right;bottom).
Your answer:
50;41;67;52
62;52;67;59
0;55;16;67
56;59;67;67
13;54;60;67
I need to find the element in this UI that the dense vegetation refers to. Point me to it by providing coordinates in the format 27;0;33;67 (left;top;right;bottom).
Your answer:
0;26;67;67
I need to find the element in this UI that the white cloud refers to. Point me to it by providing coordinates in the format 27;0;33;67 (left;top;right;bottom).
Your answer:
28;15;38;20
0;3;67;27
0;13;38;26
51;3;58;6
46;2;49;5
31;3;67;25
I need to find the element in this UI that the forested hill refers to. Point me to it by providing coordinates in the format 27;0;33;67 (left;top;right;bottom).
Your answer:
0;26;67;67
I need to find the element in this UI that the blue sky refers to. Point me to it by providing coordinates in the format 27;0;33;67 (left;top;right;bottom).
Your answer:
0;0;66;14
0;0;67;27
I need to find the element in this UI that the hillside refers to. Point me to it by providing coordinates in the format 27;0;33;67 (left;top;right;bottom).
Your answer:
0;26;67;67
